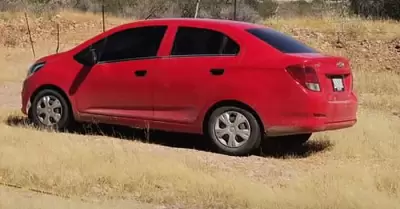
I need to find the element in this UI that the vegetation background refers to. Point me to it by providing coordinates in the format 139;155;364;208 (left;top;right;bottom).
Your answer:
0;0;399;209
1;0;400;21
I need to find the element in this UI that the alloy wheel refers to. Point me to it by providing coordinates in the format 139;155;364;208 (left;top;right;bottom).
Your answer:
214;111;251;148
35;95;63;126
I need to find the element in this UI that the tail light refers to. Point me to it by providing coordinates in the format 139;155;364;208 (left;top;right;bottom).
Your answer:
286;65;320;92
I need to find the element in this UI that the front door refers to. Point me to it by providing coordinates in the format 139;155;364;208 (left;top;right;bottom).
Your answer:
74;59;157;120
73;25;168;121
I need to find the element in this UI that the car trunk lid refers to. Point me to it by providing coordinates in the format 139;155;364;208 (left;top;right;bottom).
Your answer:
286;53;353;101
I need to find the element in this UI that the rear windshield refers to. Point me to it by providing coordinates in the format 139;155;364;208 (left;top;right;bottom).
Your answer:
246;28;318;53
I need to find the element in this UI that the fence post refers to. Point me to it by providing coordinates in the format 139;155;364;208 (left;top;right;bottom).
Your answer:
56;23;60;54
233;0;237;20
102;0;105;32
24;12;35;58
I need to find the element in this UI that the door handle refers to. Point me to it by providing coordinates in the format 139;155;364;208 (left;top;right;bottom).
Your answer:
135;70;147;77
210;68;224;76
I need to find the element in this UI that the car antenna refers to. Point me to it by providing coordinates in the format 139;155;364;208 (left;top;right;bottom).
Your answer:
24;12;36;58
144;2;165;20
144;9;155;20
145;13;152;20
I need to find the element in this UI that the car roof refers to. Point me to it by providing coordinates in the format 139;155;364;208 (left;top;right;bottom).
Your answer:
127;18;264;30
71;18;266;54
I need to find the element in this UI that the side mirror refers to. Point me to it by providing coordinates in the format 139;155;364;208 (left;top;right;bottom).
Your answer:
73;45;100;67
89;48;98;65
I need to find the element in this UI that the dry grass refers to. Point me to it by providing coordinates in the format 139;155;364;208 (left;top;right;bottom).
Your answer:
1;109;400;209
0;10;400;209
0;185;156;209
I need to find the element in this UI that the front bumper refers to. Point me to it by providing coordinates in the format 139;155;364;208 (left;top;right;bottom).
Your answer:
21;100;31;115
21;79;33;115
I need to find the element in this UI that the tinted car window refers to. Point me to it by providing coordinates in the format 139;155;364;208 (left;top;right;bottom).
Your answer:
171;27;240;56
77;26;167;63
246;28;317;53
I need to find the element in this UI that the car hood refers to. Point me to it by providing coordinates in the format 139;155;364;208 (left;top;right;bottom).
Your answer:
36;51;68;64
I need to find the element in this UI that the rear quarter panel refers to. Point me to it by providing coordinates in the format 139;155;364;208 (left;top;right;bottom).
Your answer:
193;27;313;132
195;49;308;131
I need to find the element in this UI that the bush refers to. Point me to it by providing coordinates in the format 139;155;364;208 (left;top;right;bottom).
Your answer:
383;0;400;20
7;0;400;21
252;0;279;18
0;0;259;20
349;0;400;20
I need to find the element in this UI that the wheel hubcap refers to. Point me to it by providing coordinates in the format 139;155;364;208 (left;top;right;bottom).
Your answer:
36;95;63;126
214;111;251;148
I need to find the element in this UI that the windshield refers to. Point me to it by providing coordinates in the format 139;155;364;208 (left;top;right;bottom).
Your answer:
246;27;318;54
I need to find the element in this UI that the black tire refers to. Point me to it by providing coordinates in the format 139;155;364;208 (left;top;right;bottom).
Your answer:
207;106;262;156
30;89;73;131
273;133;312;148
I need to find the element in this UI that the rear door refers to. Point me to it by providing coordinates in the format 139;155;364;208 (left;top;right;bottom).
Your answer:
152;26;242;125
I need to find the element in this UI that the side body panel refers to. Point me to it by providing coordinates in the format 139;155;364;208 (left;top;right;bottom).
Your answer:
22;19;358;136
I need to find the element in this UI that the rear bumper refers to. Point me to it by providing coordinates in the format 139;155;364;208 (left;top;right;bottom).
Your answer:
266;118;357;137
262;93;358;137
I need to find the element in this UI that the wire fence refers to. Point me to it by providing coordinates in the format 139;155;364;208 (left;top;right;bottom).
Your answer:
2;0;399;59
1;0;351;21
1;0;400;21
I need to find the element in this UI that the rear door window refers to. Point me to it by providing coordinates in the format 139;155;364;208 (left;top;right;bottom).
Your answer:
246;28;317;53
171;27;240;56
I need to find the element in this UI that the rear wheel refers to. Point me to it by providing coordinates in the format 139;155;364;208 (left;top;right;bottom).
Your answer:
207;106;262;156
30;89;72;131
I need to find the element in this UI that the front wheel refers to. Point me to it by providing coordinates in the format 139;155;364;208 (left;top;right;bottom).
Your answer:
30;89;72;131
207;106;262;156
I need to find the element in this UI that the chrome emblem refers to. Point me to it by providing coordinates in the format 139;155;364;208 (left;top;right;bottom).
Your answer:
337;62;345;68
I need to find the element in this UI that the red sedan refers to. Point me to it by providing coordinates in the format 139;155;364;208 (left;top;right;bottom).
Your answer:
21;18;358;156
